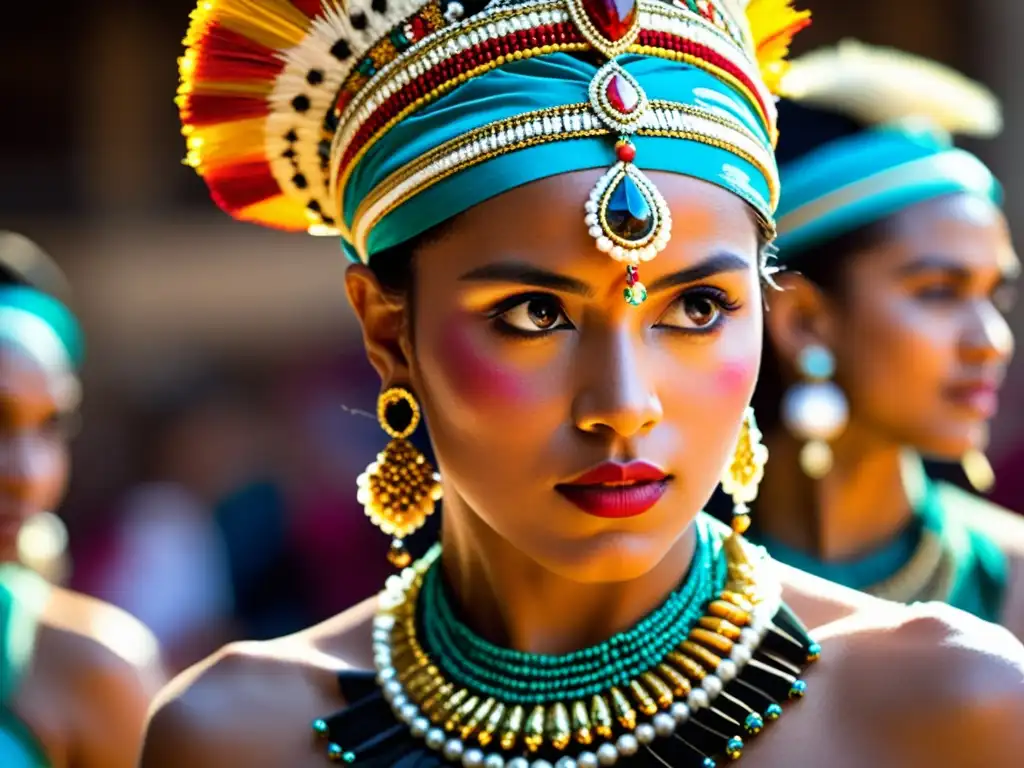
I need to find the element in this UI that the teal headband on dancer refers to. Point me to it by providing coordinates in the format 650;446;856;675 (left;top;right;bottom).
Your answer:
771;39;1003;262
0;287;84;374
340;52;779;263
775;123;1001;256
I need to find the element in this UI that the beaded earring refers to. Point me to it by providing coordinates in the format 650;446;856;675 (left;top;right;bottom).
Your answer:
356;386;442;568
721;407;769;537
781;344;849;479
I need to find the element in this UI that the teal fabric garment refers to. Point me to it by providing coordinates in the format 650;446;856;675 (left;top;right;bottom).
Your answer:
753;516;921;593
0;287;83;371
928;481;1009;623
750;476;1007;622
343;53;777;262
774;122;1002;259
0;564;51;768
0;714;49;768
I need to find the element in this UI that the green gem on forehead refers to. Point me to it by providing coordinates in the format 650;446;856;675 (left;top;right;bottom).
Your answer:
624;282;648;306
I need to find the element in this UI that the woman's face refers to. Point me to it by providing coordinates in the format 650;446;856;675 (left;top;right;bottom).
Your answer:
0;342;75;561
349;171;763;582
783;194;1018;458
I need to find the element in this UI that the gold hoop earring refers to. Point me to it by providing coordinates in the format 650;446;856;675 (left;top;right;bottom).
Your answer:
356;387;442;568
721;407;769;537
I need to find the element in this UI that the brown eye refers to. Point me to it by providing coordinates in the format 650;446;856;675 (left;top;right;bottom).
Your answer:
655;287;737;333
682;295;720;328
525;299;560;328
497;296;570;334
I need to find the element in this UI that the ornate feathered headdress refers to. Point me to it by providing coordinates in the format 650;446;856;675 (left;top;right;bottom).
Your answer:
178;0;809;301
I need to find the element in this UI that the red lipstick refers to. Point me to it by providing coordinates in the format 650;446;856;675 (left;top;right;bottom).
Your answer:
556;461;670;519
944;379;1001;419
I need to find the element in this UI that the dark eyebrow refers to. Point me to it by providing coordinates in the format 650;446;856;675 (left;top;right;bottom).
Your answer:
459;262;594;297
647;252;751;294
896;255;970;279
897;254;1022;281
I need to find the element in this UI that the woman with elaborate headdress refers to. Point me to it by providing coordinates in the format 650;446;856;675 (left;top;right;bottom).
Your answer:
0;236;164;767
143;2;1024;766
734;41;1024;635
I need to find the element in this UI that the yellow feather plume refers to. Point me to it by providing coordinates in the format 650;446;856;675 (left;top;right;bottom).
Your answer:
744;0;812;94
779;40;1002;137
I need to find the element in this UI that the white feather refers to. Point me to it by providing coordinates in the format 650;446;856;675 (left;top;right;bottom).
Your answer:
266;0;426;227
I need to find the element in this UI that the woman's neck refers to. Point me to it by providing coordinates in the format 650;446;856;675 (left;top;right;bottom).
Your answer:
756;424;913;562
439;499;698;656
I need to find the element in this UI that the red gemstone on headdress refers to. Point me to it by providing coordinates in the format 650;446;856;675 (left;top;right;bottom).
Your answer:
615;139;636;162
582;0;637;42
606;74;639;114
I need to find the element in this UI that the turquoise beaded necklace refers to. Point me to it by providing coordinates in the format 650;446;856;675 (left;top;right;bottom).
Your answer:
419;518;725;705
314;515;821;767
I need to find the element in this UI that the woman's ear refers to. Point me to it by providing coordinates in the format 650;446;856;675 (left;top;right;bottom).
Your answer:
764;272;840;374
346;263;412;386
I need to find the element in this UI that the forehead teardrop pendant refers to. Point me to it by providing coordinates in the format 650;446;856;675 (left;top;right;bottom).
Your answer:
585;143;672;266
584;60;672;304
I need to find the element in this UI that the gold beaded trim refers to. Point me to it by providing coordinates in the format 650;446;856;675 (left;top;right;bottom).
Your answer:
349;101;775;259
382;534;773;755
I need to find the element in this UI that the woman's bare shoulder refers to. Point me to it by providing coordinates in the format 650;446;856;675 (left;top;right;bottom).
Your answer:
778;564;1024;760
777;560;886;629
140;596;379;768
815;601;1024;763
41;585;163;678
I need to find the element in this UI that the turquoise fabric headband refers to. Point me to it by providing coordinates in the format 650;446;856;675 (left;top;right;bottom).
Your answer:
0;287;83;372
342;53;778;263
774;123;1002;259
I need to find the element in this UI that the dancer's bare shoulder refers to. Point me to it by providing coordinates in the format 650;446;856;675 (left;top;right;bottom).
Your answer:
18;586;165;768
141;597;379;768
760;577;1024;767
777;560;882;629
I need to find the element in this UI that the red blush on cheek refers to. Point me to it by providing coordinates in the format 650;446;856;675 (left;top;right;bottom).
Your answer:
716;359;758;395
438;317;533;405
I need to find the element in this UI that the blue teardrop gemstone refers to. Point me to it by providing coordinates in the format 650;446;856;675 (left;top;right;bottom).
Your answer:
605;173;654;241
